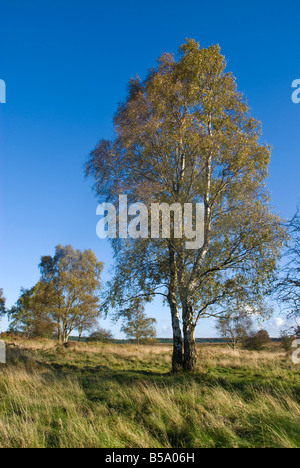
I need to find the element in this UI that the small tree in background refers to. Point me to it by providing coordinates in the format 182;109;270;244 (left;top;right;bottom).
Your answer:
276;209;300;320
243;329;271;351
216;312;253;350
76;308;99;342
0;289;6;319
279;330;295;352
40;245;103;343
8;246;103;342
8;285;55;338
88;327;114;343
121;302;157;345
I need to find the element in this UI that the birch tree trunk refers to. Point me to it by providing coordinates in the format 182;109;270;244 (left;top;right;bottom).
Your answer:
182;300;197;371
168;243;183;371
62;323;69;343
57;320;62;343
168;296;183;371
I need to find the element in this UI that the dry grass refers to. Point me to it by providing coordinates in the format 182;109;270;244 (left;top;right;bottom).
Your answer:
0;339;299;448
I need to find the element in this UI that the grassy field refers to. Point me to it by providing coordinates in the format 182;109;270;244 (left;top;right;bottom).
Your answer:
0;338;299;448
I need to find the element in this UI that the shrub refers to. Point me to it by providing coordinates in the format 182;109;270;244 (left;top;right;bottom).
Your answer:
280;331;295;352
87;327;113;343
243;330;271;350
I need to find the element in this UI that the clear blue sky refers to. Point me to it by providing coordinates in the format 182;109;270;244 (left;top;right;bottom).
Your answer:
0;0;299;337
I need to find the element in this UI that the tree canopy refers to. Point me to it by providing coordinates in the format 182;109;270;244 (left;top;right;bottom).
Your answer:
87;39;285;370
8;245;104;342
39;245;104;343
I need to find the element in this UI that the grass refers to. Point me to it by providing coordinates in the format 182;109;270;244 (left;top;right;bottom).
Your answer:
0;338;299;448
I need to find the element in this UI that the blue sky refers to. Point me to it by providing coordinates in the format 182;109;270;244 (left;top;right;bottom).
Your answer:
0;0;299;338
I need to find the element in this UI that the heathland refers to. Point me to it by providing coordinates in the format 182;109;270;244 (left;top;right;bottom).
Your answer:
0;338;299;448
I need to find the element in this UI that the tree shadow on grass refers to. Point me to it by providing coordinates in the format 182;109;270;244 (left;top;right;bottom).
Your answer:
6;345;299;403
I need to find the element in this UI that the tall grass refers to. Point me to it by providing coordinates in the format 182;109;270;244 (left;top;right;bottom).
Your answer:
0;341;299;448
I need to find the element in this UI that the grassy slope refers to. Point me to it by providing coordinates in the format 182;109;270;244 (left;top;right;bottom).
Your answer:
0;339;299;448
